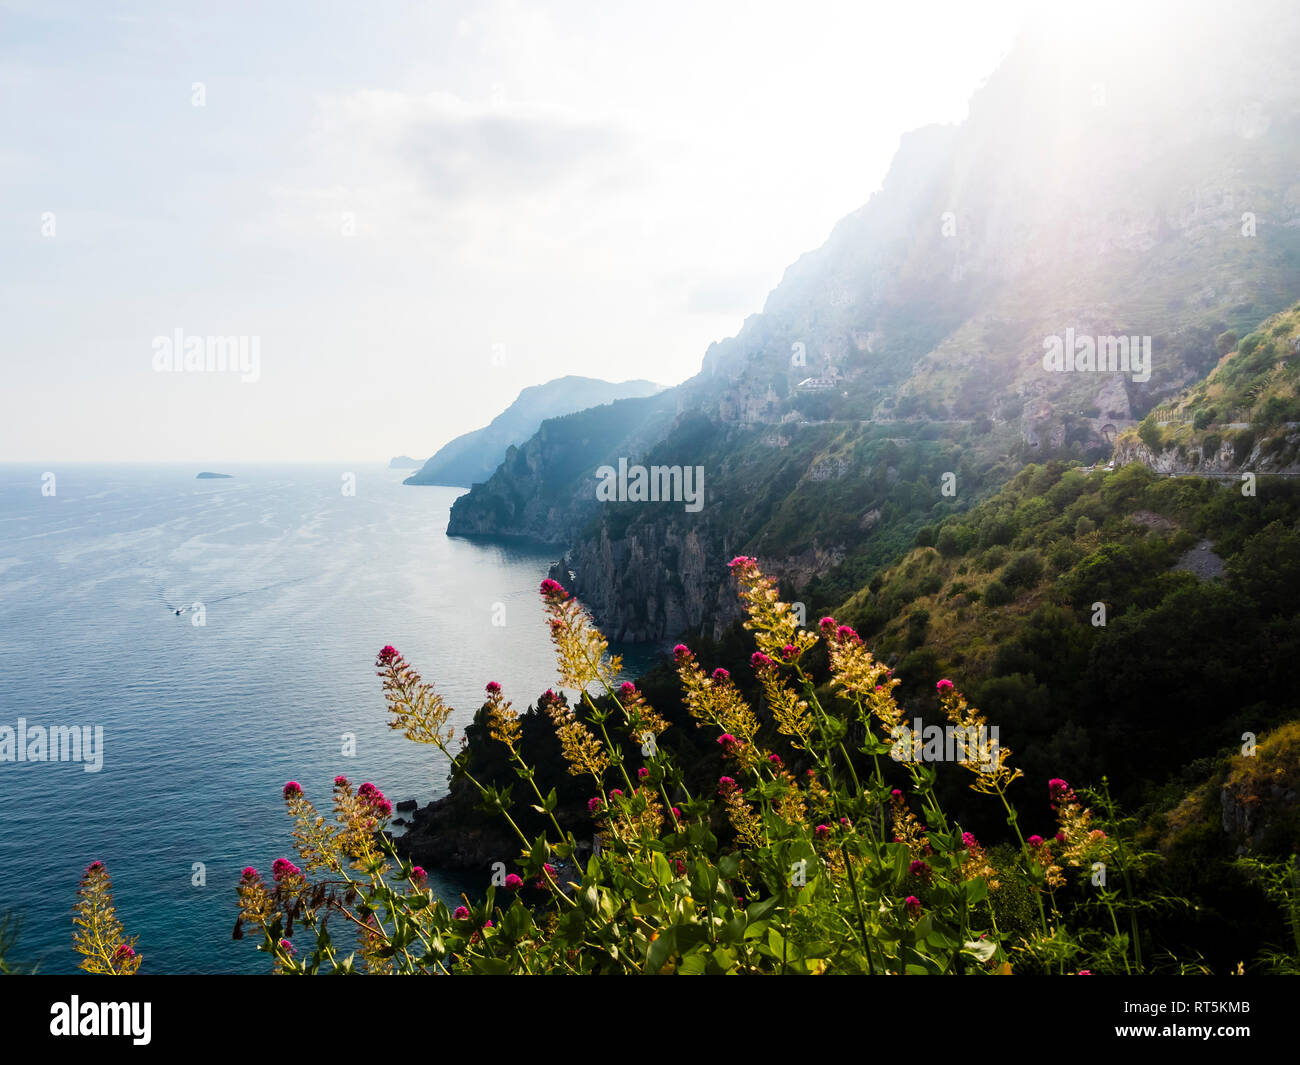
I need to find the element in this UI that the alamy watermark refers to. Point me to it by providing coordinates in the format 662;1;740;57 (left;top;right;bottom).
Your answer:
889;718;1000;773
595;457;704;512
152;329;261;383
0;719;104;772
1042;329;1150;383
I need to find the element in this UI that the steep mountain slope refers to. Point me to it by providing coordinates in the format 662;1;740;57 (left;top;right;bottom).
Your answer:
1115;301;1300;474
448;2;1300;641
405;375;662;487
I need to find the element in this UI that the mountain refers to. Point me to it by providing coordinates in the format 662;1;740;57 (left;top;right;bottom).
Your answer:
388;455;424;469
447;1;1300;642
405;376;663;488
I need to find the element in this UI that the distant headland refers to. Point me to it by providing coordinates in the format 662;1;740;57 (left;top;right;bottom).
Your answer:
196;472;232;479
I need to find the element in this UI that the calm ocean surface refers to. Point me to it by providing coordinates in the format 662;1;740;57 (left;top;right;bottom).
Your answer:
0;463;654;973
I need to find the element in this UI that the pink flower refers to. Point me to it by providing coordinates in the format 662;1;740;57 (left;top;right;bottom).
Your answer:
718;776;737;795
819;616;837;633
1049;778;1074;805
377;645;398;665
483;920;494;929
814;824;831;839
333;775;349;788
905;896;922;916
278;939;294;955
539;578;566;599
711;667;730;682
638;767;650;780
768;753;783;766
113;944;135;960
588;796;604;814
839;817;852;828
485;681;501;694
961;831;979;849
936;678;954;694
673;859;686;875
909;859;931;878
453;905;469;920
836;625;859;643
1027;835;1044;848
717;732;738;749
673;643;692;660
1078;970;1092;975
504;873;523;891
85;861;103;874
610;788;624;798
751;651;773;668
282;781;302;799
411;866;427;884
891;788;903;798
781;644;798;659
271;858;301;881
620;681;637;697
727;556;756;571
241;867;261;881
671;807;682;820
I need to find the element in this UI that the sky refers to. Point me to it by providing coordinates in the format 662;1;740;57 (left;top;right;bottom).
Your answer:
0;0;1038;462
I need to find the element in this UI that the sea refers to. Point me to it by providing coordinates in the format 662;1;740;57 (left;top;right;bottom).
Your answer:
0;463;657;973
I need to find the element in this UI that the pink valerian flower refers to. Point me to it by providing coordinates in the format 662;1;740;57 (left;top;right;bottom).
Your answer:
819;616;837;634
839;817;852;828
727;556;757;573
751;651;774;669
673;859;687;876
485;681;502;695
113;944;135;960
271;857;301;882
1056;831;1066;843
410;866;428;885
453;905;470;920
961;832;979;849
835;625;860;644
1027;835;1044;848
718;776;738;796
671;807;682;820
673;644;692;661
278;939;295;956
241;866;261;881
905;896;922;916
282;781;302;799
711;667;730;682
1078;970;1092;975
86;861;104;874
620;681;637;697
333;775;349;788
909;859;932;878
638;766;650;780
358;782;379;799
717;732;739;752
936;678;954;694
610;789;624;798
891;788;903;798
539;578;566;600
587;796;604;815
768;753;783;766
504;874;523;891
814;824;831;839
377;645;398;666
781;644;798;660
536;863;559;889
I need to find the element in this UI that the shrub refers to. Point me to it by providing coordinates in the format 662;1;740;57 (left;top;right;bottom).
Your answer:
1001;550;1044;590
983;580;1013;607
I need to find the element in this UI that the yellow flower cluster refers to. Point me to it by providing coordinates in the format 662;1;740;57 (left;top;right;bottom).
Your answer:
545;699;609;781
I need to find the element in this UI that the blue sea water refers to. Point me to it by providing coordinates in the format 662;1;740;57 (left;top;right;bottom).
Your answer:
0;463;653;974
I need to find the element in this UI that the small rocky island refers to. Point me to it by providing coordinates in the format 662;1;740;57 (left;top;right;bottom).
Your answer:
196;472;232;479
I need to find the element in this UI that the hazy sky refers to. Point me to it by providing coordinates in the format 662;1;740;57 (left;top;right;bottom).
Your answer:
1;0;1036;462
